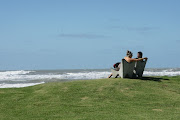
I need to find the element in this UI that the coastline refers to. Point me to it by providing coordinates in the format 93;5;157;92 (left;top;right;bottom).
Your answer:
0;68;180;88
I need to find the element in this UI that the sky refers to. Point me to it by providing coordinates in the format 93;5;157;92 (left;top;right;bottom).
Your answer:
0;0;180;70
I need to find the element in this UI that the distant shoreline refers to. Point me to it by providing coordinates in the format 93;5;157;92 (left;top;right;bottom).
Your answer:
0;69;180;88
0;67;180;71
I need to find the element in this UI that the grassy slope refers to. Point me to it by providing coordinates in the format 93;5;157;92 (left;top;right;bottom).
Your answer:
0;76;180;120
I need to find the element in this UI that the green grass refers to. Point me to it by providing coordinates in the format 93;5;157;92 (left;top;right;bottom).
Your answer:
0;76;180;120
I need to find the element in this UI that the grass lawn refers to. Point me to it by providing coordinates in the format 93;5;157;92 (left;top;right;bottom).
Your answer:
0;76;180;120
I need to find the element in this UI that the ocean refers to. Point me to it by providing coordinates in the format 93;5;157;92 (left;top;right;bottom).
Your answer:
0;68;180;88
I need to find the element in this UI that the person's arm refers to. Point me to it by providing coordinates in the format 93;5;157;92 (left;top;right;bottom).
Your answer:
144;57;148;61
130;57;148;62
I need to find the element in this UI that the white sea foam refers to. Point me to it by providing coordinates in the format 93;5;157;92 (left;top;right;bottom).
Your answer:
65;72;111;79
0;69;179;88
0;70;180;82
0;82;45;88
65;70;180;79
0;70;34;75
0;71;111;81
0;70;36;81
144;71;180;76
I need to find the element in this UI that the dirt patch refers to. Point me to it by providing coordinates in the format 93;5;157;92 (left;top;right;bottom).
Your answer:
152;109;163;112
62;87;68;92
81;96;89;100
98;86;103;92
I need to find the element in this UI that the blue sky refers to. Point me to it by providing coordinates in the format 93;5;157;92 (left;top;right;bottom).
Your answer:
0;0;180;70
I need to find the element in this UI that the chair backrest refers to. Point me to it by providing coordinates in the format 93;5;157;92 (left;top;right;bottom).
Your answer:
119;59;136;78
135;60;147;77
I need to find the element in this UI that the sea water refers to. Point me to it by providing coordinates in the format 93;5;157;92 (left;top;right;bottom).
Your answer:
0;68;180;88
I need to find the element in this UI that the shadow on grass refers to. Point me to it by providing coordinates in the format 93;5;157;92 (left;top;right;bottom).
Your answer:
139;77;169;82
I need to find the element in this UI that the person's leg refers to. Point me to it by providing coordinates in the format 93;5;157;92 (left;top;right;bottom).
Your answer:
115;74;119;78
108;73;113;78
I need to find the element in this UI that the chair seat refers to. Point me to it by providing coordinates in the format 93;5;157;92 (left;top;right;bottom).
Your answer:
111;59;147;78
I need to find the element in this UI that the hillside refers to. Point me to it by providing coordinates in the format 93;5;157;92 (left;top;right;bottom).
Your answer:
0;76;180;120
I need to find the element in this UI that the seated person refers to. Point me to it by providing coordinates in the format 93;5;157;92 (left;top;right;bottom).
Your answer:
136;51;147;61
124;50;147;63
108;62;121;78
108;51;148;78
137;51;143;59
113;62;121;71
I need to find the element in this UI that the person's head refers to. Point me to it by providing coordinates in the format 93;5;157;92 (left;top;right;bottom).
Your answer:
126;50;133;58
137;51;143;58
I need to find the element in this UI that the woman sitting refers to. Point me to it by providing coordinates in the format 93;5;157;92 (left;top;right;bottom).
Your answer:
108;50;147;78
124;50;147;63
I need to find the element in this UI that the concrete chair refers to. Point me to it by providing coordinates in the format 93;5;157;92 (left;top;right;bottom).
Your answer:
134;60;147;78
111;59;147;78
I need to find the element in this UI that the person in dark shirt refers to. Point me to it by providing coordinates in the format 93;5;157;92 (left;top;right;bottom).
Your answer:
137;51;143;59
108;51;147;78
